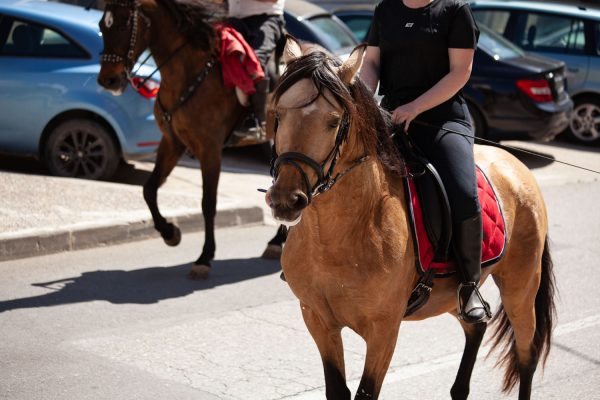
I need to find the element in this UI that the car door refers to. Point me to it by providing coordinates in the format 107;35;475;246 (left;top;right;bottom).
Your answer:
0;15;90;154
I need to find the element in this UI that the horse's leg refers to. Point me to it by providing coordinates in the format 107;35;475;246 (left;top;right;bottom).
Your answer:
490;236;554;400
143;137;184;246
450;319;487;400
301;304;351;400
188;147;222;280
492;272;539;400
261;225;287;259
356;320;401;400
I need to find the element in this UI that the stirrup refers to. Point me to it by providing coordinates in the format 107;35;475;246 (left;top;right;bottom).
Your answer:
233;116;266;140
457;282;492;323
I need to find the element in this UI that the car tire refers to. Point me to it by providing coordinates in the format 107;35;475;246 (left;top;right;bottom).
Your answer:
467;103;486;139
567;96;600;145
44;118;120;180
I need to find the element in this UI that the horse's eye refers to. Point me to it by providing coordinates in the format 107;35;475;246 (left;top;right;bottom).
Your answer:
328;120;340;130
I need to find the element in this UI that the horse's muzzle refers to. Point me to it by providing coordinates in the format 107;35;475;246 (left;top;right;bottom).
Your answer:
97;70;128;95
266;186;309;224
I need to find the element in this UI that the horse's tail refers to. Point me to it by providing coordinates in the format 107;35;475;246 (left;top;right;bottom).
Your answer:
489;235;557;392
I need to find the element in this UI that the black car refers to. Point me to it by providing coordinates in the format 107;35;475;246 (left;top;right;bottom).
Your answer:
335;9;573;141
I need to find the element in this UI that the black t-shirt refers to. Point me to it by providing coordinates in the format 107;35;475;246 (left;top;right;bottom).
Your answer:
368;0;479;105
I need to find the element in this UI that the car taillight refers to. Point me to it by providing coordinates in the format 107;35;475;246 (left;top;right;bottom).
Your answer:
516;79;552;103
131;77;160;99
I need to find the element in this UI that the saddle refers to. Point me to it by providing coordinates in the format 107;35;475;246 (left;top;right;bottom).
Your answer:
394;134;507;317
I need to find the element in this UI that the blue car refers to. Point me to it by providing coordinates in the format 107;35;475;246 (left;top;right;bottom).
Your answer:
0;0;161;179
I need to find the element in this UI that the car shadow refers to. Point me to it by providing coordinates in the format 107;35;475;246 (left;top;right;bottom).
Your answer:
501;145;555;169
0;257;281;314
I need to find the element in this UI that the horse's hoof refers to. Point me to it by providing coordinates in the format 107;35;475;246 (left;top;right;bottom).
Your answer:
188;264;210;280
261;244;282;260
164;225;181;247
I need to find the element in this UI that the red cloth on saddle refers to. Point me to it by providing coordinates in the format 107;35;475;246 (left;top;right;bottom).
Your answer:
407;166;506;276
215;23;265;95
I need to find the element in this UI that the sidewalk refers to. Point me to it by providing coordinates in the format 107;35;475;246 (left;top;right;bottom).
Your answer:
0;153;275;262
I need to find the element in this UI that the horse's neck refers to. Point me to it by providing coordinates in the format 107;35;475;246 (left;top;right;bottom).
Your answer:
308;134;405;238
147;20;218;96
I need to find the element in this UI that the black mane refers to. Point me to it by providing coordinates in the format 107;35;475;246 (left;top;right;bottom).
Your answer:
156;0;223;50
273;51;405;176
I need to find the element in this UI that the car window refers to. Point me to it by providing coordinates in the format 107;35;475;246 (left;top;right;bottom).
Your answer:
0;17;88;58
516;13;585;54
337;15;372;42
306;16;356;52
478;24;524;60
473;10;510;36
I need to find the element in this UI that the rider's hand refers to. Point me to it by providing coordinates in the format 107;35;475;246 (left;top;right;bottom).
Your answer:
392;102;421;133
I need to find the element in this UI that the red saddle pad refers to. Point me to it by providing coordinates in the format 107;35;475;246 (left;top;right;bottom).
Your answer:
406;166;506;277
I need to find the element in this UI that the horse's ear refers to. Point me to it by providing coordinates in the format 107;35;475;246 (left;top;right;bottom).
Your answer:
282;34;303;65
338;44;367;85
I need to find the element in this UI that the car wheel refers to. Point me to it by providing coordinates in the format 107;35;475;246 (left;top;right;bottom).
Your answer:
467;103;486;139
568;96;600;144
44;119;120;180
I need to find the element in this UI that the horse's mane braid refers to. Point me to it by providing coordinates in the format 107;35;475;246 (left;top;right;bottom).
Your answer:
274;51;405;176
157;0;223;50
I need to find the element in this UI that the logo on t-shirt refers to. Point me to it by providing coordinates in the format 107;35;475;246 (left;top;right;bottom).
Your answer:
405;22;414;28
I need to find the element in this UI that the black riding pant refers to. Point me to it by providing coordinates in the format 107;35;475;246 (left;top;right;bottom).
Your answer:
237;14;285;69
383;96;481;222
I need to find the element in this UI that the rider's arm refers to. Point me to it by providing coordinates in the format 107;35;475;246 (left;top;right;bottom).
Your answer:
409;47;474;115
360;46;380;95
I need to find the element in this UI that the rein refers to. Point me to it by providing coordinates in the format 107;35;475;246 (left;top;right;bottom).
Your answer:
270;113;369;203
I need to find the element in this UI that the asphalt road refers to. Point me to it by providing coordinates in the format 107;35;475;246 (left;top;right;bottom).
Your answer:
0;139;599;399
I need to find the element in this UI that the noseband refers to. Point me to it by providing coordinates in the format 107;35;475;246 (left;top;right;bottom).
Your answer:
271;112;368;204
100;0;150;78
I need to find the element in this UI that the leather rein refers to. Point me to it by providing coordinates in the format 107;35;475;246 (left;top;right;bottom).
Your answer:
270;109;369;204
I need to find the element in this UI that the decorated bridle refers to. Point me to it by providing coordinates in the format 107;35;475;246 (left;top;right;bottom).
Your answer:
270;104;369;204
100;0;151;79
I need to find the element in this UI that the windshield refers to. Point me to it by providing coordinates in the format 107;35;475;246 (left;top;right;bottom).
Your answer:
478;24;525;60
306;16;357;52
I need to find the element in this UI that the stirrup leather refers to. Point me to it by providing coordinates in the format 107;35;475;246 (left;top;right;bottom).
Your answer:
457;282;492;322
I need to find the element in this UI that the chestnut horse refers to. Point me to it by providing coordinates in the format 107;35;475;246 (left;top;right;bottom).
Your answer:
97;0;285;278
266;38;556;399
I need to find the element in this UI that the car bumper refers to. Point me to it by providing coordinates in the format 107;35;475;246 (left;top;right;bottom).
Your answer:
526;98;573;141
487;97;573;141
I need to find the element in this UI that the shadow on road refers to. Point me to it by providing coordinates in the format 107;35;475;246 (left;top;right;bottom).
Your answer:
0;257;281;313
501;145;555;169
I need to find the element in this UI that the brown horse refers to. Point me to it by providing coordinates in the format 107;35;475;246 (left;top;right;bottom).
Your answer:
97;0;285;278
266;38;556;400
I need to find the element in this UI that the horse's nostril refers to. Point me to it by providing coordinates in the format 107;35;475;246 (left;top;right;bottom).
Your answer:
289;191;309;210
99;75;120;89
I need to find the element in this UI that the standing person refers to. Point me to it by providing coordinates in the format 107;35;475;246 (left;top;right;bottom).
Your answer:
360;0;491;323
228;0;286;137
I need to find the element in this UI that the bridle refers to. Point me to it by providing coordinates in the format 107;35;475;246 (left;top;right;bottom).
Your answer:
100;0;151;79
270;106;369;204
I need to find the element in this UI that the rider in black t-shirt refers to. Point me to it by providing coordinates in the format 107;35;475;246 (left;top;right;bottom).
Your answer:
361;0;490;324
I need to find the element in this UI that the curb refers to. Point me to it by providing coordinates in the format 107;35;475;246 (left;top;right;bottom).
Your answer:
0;206;264;262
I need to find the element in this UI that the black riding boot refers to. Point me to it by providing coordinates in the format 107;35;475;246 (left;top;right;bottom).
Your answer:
235;78;269;140
454;214;492;324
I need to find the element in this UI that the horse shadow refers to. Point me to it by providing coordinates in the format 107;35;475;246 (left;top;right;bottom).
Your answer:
0;257;280;313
